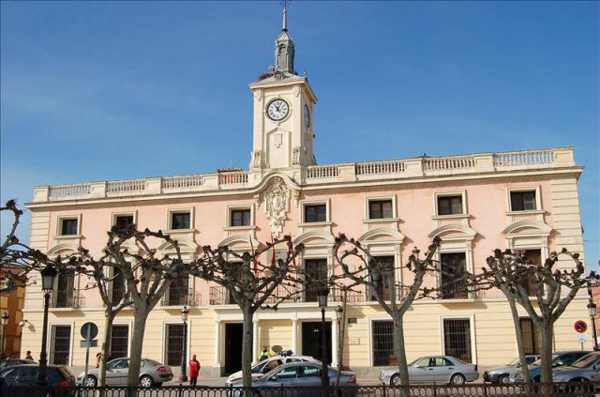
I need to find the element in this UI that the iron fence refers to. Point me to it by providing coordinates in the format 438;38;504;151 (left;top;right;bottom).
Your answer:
2;383;600;397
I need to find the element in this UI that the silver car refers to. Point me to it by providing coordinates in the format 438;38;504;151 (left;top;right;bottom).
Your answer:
78;357;173;387
483;355;540;384
553;352;600;383
379;356;479;385
231;362;357;397
226;355;319;385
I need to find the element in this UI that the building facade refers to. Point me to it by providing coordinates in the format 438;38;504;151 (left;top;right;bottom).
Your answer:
1;265;26;358
21;16;591;377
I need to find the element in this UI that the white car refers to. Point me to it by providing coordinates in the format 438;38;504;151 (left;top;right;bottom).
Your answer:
225;355;319;385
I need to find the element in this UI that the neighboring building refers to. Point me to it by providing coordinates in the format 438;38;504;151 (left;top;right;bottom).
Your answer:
1;265;26;358
21;12;591;376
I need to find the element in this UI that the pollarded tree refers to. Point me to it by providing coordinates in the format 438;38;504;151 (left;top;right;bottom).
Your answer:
190;236;303;388
334;234;440;388
74;224;187;387
73;244;133;387
482;248;596;383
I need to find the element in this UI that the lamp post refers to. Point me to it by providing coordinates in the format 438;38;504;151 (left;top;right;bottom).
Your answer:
317;288;329;397
587;284;598;350
38;264;57;386
180;306;189;383
1;312;9;354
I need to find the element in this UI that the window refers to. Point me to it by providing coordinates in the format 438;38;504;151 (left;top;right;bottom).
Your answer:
520;250;541;296
109;325;129;360
304;259;328;302
443;319;472;363
107;358;129;370
510;190;537;211
50;325;71;365
166;275;189;306
368;199;393;219
369;256;395;301
60;218;78;236
230;209;251;227
171;211;191;230
372;320;394;366
432;357;453;367
275;366;297;379
299;365;320;377
437;195;463;216
304;204;327;223
440;253;468;299
519;318;540;355
114;214;134;229
54;272;75;307
111;267;125;305
165;324;185;366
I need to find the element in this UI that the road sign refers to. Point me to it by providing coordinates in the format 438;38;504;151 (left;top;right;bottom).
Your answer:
80;322;98;340
80;340;98;348
574;320;588;334
577;334;589;343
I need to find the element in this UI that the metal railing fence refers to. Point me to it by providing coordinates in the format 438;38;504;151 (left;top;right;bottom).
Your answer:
2;382;600;397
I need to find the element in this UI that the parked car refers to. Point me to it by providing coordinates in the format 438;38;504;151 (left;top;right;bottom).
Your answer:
226;355;320;385
77;357;173;387
379;356;479;385
553;352;600;383
231;362;357;397
0;364;76;396
483;355;540;384
510;351;592;383
0;358;35;370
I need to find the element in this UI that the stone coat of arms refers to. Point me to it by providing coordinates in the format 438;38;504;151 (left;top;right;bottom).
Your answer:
261;177;289;238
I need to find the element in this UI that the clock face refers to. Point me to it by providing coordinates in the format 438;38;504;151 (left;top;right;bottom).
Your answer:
266;98;290;121
304;104;311;129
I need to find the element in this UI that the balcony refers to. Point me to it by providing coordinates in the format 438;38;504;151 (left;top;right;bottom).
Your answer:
161;287;199;307
50;290;84;309
208;285;365;306
31;147;576;203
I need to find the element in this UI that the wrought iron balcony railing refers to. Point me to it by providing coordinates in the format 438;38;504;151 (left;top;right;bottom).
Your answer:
160;287;199;307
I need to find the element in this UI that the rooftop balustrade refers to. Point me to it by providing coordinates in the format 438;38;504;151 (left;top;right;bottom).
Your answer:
32;147;575;203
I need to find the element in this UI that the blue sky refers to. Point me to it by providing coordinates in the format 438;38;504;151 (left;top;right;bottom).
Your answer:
1;1;598;264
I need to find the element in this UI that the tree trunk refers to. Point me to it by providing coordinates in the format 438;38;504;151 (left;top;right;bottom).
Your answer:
100;310;115;387
539;321;554;383
241;308;254;389
393;315;410;397
507;297;530;383
127;305;149;387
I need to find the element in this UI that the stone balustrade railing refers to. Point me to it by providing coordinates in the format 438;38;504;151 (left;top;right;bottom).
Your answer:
33;147;575;203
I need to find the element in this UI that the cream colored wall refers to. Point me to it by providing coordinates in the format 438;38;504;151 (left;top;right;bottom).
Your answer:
259;320;293;353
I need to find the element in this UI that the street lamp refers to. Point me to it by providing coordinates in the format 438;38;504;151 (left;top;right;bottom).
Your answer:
317;288;329;397
180;306;189;383
1;312;9;354
38;264;57;385
588;301;598;351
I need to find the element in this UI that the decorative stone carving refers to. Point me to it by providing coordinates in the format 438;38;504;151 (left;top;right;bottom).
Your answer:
260;177;290;238
252;150;265;168
292;147;301;165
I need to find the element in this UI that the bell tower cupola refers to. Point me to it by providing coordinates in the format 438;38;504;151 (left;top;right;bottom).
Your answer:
248;1;318;176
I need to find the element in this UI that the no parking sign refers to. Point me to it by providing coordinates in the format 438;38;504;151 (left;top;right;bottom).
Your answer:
574;320;588;334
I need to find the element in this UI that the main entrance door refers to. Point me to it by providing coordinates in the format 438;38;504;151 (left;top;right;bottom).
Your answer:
224;323;244;375
301;321;332;364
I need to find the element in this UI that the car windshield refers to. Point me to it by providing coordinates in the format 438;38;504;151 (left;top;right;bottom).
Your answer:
252;360;268;374
532;354;559;366
572;354;600;369
507;358;520;366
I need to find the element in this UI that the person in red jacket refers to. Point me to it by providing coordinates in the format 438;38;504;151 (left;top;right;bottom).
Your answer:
188;354;200;386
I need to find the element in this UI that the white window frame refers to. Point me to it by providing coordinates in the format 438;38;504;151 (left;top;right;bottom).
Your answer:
299;199;331;225
433;190;468;217
439;314;477;364
435;244;474;300
225;203;256;229
162;320;189;366
109;322;132;359
167;207;195;232
111;211;138;228
56;214;82;238
48;322;74;367
365;195;397;222
506;186;542;213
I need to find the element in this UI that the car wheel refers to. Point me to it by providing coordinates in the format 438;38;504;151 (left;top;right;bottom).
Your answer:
390;374;401;386
498;375;509;385
84;375;97;387
139;375;154;388
450;374;466;385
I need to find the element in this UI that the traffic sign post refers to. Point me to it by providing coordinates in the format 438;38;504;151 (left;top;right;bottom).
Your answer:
80;322;98;386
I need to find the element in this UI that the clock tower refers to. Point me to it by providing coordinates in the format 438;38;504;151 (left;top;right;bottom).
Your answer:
248;2;317;177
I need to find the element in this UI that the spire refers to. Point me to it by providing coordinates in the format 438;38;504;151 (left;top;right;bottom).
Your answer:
274;0;295;75
282;0;288;31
